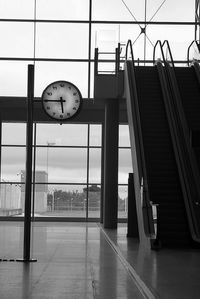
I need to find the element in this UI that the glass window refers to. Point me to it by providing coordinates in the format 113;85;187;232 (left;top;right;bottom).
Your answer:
36;0;89;20
119;125;130;147
118;149;132;184
92;0;193;22
0;61;30;96
34;61;88;98
89;148;101;183
117;24;145;61
36;123;88;146
0;183;22;211
91;24;120;56
118;185;128;219
36;23;89;59
1;147;26;182
88;184;101;218
97;61;116;74
147;25;194;61
33;184;87;218
92;0;144;21
0;22;34;58
2;123;26;145
35;147;87;183
90;125;102;146
0;0;34;19
146;0;194;22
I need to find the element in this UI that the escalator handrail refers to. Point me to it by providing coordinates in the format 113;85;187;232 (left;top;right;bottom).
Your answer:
162;40;175;68
125;40;135;64
153;40;166;65
125;40;147;183
187;40;200;66
192;60;200;86
153;40;175;68
125;40;154;237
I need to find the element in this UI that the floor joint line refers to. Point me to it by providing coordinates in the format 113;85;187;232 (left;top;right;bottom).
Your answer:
97;223;158;299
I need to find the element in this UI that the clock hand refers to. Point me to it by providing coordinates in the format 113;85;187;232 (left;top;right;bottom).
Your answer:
60;97;64;113
44;99;66;103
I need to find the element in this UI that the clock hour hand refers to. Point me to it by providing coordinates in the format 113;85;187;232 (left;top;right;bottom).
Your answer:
60;97;64;113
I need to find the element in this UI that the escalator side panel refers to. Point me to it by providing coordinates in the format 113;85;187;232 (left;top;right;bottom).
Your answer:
127;65;191;246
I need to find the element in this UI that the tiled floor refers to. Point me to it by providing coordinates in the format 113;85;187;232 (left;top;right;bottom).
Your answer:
0;222;144;299
0;222;199;299
104;224;200;299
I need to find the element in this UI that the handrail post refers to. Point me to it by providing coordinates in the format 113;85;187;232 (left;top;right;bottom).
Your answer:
94;47;99;75
115;43;121;74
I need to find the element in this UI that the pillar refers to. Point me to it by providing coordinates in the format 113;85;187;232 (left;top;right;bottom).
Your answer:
103;98;119;229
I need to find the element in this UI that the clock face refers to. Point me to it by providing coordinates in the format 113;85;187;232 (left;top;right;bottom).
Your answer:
41;80;82;121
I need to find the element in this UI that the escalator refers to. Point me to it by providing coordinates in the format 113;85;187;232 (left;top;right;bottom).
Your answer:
175;66;200;130
125;62;191;247
175;66;200;169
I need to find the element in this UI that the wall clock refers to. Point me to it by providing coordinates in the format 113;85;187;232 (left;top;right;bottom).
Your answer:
41;80;82;121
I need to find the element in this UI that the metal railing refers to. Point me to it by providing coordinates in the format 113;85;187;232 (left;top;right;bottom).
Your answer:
94;43;121;75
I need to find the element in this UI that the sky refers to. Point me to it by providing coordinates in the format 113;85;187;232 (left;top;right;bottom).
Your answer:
0;0;197;198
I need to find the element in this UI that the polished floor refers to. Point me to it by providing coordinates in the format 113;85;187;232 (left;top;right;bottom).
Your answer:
0;222;199;299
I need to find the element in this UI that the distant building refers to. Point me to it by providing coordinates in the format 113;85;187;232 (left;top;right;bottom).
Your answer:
0;183;21;216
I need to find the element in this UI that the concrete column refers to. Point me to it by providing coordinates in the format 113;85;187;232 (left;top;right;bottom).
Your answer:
103;99;119;229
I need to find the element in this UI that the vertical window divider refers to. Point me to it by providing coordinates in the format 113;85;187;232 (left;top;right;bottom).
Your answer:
87;0;92;99
0;121;2;182
100;121;104;223
32;122;37;220
86;123;90;220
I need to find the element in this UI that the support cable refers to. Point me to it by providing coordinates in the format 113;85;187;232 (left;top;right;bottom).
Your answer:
121;0;142;30
148;0;167;23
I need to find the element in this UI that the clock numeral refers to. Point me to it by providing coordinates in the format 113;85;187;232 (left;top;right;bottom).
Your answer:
60;83;64;87
53;112;56;116
47;106;50;110
67;113;71;116
75;100;79;103
47;92;52;96
52;86;57;90
68;86;71;90
73;107;77;110
60;115;63;118
73;92;77;96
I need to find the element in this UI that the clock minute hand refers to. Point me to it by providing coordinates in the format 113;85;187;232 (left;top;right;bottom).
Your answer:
44;99;66;103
